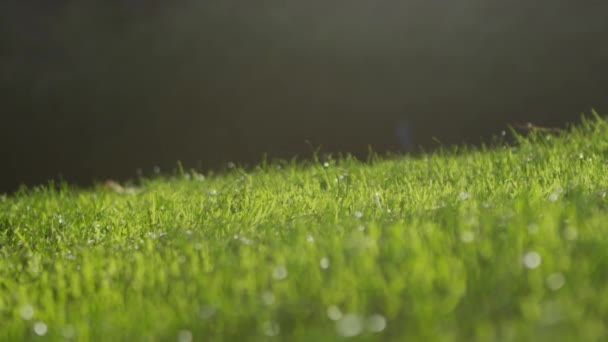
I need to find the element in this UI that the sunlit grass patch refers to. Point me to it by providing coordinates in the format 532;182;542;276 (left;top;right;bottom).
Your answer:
2;113;608;341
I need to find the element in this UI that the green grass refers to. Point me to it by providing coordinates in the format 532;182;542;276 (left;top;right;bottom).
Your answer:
3;113;608;341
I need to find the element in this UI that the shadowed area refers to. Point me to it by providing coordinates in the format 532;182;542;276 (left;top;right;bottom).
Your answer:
1;0;608;192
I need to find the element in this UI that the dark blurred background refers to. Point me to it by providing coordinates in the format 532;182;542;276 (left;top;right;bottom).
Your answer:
1;1;608;193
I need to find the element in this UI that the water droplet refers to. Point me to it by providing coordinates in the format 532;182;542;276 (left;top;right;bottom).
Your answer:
262;291;275;306
354;211;363;219
523;251;542;269
540;300;563;325
320;257;330;269
194;243;203;251
199;305;216;319
34;322;48;336
578;153;584;159
306;235;315;243
336;314;363;337
327;305;343;321
62;325;76;339
460;231;475;243
549;193;559;202
358;225;366;232
272;266;288;280
323;162;330;168
209;189;217;196
178;330;193;342
527;223;539;235
262;320;280;336
459;192;470;201
564;228;578;241
367;314;387;332
546;273;566;291
20;305;34;320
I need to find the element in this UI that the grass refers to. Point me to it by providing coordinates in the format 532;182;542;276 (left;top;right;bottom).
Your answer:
2;113;608;341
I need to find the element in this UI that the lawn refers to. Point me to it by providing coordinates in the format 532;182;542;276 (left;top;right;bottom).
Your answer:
2;113;608;341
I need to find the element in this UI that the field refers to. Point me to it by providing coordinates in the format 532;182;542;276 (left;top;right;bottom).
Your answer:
2;114;608;341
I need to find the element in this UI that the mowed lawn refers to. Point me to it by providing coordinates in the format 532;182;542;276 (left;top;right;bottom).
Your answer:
3;114;608;341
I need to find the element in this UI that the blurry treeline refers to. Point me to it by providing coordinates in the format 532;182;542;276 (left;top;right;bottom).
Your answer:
1;1;608;192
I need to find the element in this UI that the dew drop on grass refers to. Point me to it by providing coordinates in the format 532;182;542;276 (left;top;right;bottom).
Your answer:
367;314;387;332
460;231;475;243
320;257;330;269
336;314;363;337
354;211;363;219
34;322;48;336
199;305;216;320
564;228;578;241
459;192;470;201
262;291;276;306
20;305;34;320
62;325;76;339
527;223;539;235
272;266;288;280
523;251;542;269
540;300;563;325
549;193;559;202
177;330;193;342
306;235;315;243
327;306;343;321
323;162;330;168
546;273;566;290
262;321;280;336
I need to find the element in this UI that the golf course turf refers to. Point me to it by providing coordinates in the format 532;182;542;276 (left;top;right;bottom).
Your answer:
2;113;608;341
